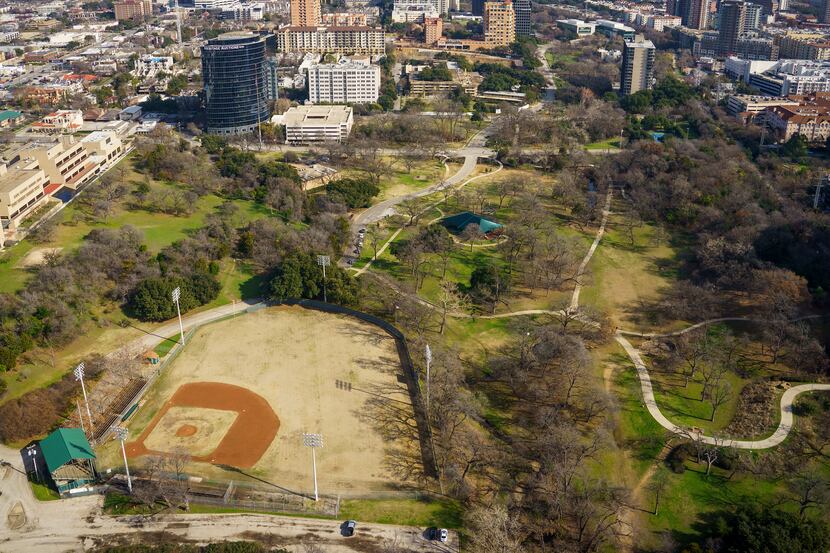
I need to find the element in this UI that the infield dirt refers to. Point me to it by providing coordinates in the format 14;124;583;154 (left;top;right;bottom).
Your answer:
100;305;418;495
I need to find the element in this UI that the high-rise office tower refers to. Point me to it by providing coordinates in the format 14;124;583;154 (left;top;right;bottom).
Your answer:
717;0;746;57
822;0;830;23
620;34;655;96
472;0;485;16
513;0;531;36
677;0;710;29
484;0;516;47
290;0;321;26
202;32;270;135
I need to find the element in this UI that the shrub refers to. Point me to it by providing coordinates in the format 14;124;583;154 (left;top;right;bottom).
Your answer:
325;178;380;208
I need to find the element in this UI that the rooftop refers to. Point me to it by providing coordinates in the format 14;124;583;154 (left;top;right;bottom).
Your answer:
39;427;96;473
282;105;353;126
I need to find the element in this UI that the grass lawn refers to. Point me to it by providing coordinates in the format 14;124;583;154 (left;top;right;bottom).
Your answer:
580;209;686;329
339;497;463;528
30;482;60;501
585;137;621;151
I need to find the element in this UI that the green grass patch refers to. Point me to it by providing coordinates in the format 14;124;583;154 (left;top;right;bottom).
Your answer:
31;482;60;501
338;497;463;528
585;137;621;151
153;335;180;358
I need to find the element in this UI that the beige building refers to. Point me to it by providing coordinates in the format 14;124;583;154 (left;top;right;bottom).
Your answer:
774;33;830;61
275;26;386;55
764;94;830;143
321;13;367;26
621;35;656;95
424;17;443;45
81;131;125;166
290;0;321;26
484;0;516;48
278;105;354;143
20;137;96;190
114;0;152;20
0;160;50;233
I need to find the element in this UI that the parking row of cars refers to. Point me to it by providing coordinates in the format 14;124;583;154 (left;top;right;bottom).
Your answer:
341;519;449;543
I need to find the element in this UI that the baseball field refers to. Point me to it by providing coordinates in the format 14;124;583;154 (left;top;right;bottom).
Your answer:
98;305;419;495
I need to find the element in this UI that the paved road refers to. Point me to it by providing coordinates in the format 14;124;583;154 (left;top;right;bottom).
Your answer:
350;126;496;233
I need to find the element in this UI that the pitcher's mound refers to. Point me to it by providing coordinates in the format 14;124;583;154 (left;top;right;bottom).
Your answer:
176;424;198;437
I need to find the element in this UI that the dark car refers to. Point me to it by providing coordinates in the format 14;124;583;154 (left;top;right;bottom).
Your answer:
344;520;357;536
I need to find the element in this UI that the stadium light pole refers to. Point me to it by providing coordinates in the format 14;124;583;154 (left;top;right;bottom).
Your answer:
316;255;330;303
303;433;323;501
74;362;94;436
424;344;431;415
27;447;39;482
114;426;133;493
172;286;185;345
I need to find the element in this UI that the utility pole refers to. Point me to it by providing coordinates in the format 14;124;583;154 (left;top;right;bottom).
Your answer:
424;344;432;415
814;175;829;210
303;433;323;501
172;286;185;345
316;255;330;303
74;362;94;438
114;427;133;493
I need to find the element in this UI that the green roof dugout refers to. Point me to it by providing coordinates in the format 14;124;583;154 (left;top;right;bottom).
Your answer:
39;428;97;494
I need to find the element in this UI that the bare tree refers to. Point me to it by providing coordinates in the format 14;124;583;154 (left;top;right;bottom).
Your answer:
464;504;525;553
437;279;469;334
461;223;484;252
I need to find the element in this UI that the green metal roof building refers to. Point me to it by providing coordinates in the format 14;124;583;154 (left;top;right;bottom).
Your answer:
0;110;22;126
440;211;503;234
39;428;97;494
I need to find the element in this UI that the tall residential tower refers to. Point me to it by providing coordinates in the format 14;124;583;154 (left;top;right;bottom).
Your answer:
620;34;656;95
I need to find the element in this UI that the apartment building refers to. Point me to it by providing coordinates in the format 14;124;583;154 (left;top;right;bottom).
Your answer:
114;0;152;21
424;16;443;44
275;26;386;55
279;105;354;143
764;93;830;142
290;0;321;26
621;34;655;96
0;161;50;233
483;0;515;48
748;60;830;96
322;13;368;25
393;1;440;23
307;60;381;103
775;33;830;61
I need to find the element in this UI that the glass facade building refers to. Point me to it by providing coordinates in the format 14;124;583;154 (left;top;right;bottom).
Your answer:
202;32;270;135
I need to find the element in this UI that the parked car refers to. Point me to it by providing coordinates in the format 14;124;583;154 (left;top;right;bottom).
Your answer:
439;528;448;542
344;520;357;536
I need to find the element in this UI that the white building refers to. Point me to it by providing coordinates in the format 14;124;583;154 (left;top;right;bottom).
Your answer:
30;110;84;135
556;19;596;37
307;60;380;103
744;59;830;96
133;55;174;78
221;2;265;20
277;104;354;143
392;0;439;22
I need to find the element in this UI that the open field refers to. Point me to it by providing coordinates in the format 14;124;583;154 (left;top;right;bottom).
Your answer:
99;305;419;495
0;155;271;295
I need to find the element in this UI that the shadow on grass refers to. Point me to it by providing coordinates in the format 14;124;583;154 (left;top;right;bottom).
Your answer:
213;464;307;499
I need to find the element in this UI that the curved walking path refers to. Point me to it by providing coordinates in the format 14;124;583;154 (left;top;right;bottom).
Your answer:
615;332;830;448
